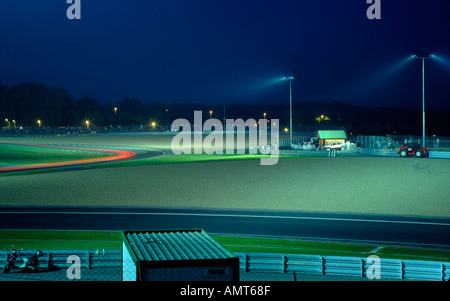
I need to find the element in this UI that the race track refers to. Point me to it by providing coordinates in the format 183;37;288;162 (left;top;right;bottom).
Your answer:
0;141;138;172
0;208;449;248
0;134;449;249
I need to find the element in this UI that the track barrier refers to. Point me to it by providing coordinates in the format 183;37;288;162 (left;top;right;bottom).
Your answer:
1;250;448;281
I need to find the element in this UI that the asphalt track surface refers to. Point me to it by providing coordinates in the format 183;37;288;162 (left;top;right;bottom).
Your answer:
0;141;168;173
1;208;449;249
1;141;449;249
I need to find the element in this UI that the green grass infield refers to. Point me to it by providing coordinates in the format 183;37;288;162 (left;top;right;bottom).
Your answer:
83;153;307;169
0;143;113;166
0;230;449;262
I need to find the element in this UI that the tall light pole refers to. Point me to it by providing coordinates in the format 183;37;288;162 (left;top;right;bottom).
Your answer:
284;76;295;146
413;54;433;147
223;105;226;130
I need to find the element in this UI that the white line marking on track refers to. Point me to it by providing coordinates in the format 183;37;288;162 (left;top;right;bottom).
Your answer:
1;211;449;227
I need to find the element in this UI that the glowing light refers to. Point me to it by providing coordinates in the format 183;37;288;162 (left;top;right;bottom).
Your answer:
431;53;450;67
0;141;136;172
347;54;416;98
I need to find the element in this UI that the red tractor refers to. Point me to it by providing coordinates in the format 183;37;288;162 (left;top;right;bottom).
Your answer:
397;143;429;158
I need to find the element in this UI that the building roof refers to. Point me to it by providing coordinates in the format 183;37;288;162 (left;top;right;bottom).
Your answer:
123;229;236;262
317;130;347;139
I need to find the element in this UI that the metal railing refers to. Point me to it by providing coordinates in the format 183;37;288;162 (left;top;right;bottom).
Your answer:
234;252;450;281
1;249;448;281
357;147;450;159
0;249;121;270
429;151;450;159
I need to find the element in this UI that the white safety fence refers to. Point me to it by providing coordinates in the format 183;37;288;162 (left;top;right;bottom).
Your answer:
357;148;450;159
234;252;450;281
1;250;448;281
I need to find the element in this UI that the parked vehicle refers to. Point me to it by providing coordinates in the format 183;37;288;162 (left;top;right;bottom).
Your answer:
397;143;429;158
3;245;43;273
325;141;344;151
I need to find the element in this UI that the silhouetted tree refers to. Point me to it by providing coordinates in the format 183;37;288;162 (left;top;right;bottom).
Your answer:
1;81;449;136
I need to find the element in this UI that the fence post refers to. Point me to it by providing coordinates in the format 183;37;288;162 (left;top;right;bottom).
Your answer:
46;251;50;270
321;256;325;275
86;251;91;270
244;254;249;272
361;259;365;278
400;261;405;279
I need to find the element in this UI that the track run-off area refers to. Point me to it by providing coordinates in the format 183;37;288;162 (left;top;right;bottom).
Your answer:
0;140;137;172
0;134;449;250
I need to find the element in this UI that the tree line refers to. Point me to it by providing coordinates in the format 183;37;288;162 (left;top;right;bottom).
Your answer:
1;81;449;136
0;82;171;128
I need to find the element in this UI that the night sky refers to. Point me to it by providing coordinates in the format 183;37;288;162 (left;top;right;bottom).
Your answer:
1;0;449;109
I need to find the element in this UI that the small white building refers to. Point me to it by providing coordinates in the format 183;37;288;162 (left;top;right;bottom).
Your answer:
317;130;347;146
122;229;239;281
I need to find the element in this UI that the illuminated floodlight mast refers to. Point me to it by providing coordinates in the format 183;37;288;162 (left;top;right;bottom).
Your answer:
284;76;294;147
412;54;433;147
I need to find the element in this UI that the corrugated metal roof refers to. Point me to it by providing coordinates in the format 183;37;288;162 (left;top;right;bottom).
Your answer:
317;130;347;139
124;229;236;261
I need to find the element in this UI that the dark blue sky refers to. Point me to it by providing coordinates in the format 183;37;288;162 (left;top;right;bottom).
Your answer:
1;0;449;109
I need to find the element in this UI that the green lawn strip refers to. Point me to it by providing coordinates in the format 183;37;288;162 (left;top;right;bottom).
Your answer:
0;239;120;250
376;247;450;262
0;154;306;177
212;235;372;257
0;230;448;262
0;144;113;165
82;153;309;169
0;230;121;250
211;236;450;262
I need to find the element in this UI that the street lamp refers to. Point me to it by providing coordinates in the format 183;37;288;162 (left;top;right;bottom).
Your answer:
37;120;41;128
413;54;433;147
209;110;213;119
284;76;295;146
12;120;16;128
85;120;90;131
114;107;118;115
